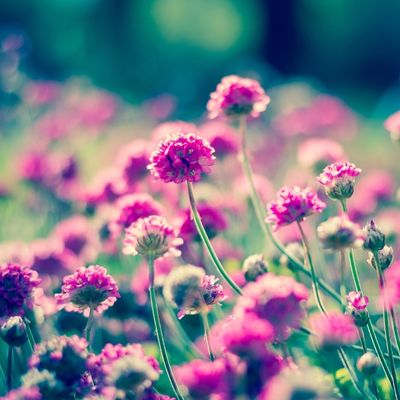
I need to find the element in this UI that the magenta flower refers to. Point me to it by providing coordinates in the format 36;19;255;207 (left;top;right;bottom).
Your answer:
383;262;400;308
55;265;120;316
24;80;61;106
148;133;215;184
123;215;183;259
266;186;326;231
0;263;41;318
234;273;309;340
384;111;400;141
309;312;359;349
317;161;361;200
207;75;270;119
1;387;41;400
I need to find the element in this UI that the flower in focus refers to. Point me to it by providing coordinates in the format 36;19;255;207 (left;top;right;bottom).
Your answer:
207;75;270;119
317;161;361;201
163;265;226;319
148;133;215;184
234;273;309;340
123;215;183;259
346;291;369;327
0;263;41;317
384;111;400;141
309;312;358;349
266;186;326;231
55;265;120;316
317;216;365;250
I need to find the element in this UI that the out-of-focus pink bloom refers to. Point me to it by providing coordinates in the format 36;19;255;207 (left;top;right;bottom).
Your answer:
235;173;274;204
266;186;326;231
35;110;78;140
234;273;309;340
383;262;400;308
143;94;176;120
1;387;41;400
199;121;239;158
0;241;33;266
24;80;61;105
309;312;359;348
346;291;368;310
297;138;345;170
384;111;400;141
149;133;215;184
19;151;50;183
151;120;197;143
207;75;270;119
375;208;400;248
55;265;120;316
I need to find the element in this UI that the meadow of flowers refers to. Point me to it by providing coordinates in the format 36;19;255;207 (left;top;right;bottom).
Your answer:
2;35;400;400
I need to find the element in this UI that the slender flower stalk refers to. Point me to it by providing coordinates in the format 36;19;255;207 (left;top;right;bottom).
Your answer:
201;310;215;361
390;308;400;356
340;251;346;310
84;307;94;351
6;345;12;391
186;181;242;295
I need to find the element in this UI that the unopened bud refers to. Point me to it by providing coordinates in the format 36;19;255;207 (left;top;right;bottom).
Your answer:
0;316;28;347
363;220;385;252
243;254;268;282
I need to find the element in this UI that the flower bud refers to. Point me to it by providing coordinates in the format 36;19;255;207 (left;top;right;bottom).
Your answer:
363;220;385;252
357;352;380;377
0;316;28;347
346;292;369;327
242;254;268;282
367;246;394;270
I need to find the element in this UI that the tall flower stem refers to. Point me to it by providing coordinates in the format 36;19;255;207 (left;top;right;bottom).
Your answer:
201;310;215;361
339;250;346;310
84;307;94;352
374;252;400;400
390;308;400;356
147;257;184;400
186;181;242;295
6;345;12;391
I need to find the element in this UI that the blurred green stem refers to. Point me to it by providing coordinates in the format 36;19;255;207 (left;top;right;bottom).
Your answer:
84;307;94;352
186;181;242;295
6;346;12;391
201;311;215;361
390;308;400;356
339;250;346;310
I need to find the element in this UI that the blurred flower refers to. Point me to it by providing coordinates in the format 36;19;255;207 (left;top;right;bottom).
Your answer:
317;216;365;250
367;245;394;271
123;215;183;259
55;265;120;316
24;80;61;106
0;386;41;400
242;254;268;282
384;111;400;141
35;110;78;141
0;262;41;317
381;261;400;308
151;121;197;143
0;315;28;346
143;93;176;120
149;133;215;184
357;352;380;377
19;151;50;184
317;161;361;201
363;220;386;252
207;75;270;119
266;186;325;231
309;312;358;349
163;265;225;319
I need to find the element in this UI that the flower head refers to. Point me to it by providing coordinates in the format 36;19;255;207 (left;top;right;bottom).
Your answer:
317;161;361;200
163;265;226;319
363;220;386;252
55;265;120;316
384;111;400;141
207;75;270;119
346;291;369;327
317;216;365;250
0;387;41;400
123;215;183;259
0;263;41;317
0;316;28;347
382;262;400;308
148;133;215;184
266;186;326;231
242;254;268;282
357;352;380;377
367;245;394;271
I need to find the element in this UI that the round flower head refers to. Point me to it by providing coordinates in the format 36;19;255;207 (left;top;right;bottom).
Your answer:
242;254;268;282
346;291;369;327
0;316;28;347
309;312;358;350
1;386;41;400
0;263;41;317
357;352;380;377
363;220;386;252
163;265;226;319
207;75;270;119
367;245;394;271
266;186;326;231
123;215;183;260
384;111;400;141
317;161;361;200
55;265;120;316
317;216;365;250
148;133;215;184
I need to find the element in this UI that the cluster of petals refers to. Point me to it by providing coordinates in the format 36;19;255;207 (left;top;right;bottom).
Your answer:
346;291;369;311
317;161;361;187
148;133;215;184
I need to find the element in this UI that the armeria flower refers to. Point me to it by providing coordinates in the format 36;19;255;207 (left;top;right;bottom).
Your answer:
148;133;215;184
207;75;270;119
317;161;361;200
266;186;326;231
0;316;28;347
0;263;41;318
55;265;120;316
346;291;368;310
309;312;359;349
367;245;394;271
363;220;386;252
24;80;61;105
163;265;226;319
357;352;380;377
123;215;183;259
234;273;309;340
178;202;228;242
384;111;400;141
382;262;400;308
317;216;365;250
242;254;268;282
1;387;41;400
346;291;369;327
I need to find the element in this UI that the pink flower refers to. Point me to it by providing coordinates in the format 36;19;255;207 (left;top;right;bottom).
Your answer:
384;111;400;141
1;387;41;400
123;215;183;259
266;186;326;231
24;80;61;106
346;291;368;310
207;75;270;119
35;110;78;140
309;312;359;349
55;265;120;316
148;133;215;184
383;262;400;308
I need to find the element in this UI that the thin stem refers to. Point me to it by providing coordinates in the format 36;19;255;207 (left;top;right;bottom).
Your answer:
84;307;94;352
201;311;215;361
147;257;184;400
339;250;346;311
186;181;242;295
6;346;12;391
359;329;368;353
390;307;400;356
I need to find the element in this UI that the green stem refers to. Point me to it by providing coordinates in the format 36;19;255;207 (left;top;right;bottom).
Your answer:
186;181;242;295
84;307;94;352
201;311;215;361
390;308;400;356
6;346;12;391
147;257;184;400
340;250;346;311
